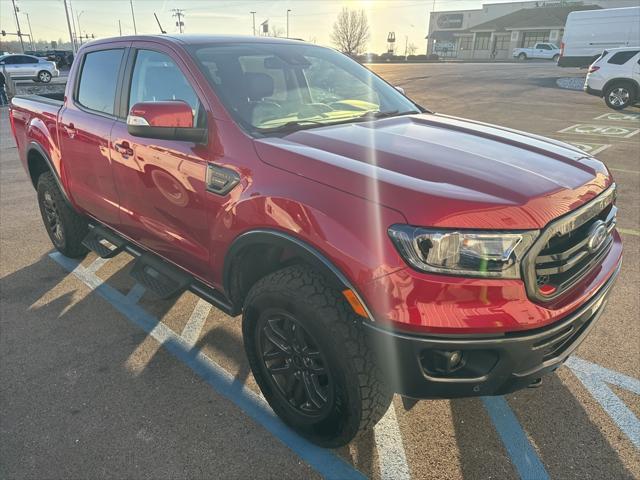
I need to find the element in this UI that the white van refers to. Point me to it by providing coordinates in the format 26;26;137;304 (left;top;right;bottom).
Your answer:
558;6;640;67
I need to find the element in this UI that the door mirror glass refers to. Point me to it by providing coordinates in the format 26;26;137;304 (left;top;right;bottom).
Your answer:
127;100;206;143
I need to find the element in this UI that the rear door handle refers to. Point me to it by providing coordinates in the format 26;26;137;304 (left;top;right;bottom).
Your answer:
114;141;134;157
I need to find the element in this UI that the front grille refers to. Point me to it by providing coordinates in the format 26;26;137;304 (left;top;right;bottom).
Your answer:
523;185;617;302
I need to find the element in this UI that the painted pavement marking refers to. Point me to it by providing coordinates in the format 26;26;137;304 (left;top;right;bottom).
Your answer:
594;112;640;123
566;357;640;450
618;228;640;236
181;298;212;347
483;396;550;480
374;402;411;480
558;124;640;138
564;141;611;155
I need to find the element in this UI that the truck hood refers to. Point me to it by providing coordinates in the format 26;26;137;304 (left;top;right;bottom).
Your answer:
253;113;612;229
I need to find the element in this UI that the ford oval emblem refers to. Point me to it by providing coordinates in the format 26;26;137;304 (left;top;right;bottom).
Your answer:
587;220;608;254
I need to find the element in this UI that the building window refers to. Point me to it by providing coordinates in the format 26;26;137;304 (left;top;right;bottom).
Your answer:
521;31;550;48
494;35;509;51
458;36;473;51
474;33;491;50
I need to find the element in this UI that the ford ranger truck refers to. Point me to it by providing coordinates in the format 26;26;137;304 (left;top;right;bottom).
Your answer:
9;35;622;447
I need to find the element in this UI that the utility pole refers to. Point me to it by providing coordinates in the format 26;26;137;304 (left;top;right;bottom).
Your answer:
118;20;122;36
172;9;185;33
250;11;256;36
63;0;75;52
11;0;25;52
23;12;34;50
286;9;291;38
130;0;137;35
76;11;84;45
68;0;79;51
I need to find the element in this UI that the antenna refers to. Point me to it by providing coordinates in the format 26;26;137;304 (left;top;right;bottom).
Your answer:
154;12;166;34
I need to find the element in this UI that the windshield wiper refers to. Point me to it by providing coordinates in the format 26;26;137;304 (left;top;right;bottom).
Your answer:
255;119;326;134
354;109;420;121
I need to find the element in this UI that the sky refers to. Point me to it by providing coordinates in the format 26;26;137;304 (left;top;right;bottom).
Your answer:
1;0;526;54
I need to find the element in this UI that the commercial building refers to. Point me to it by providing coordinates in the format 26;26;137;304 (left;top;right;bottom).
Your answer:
426;0;638;60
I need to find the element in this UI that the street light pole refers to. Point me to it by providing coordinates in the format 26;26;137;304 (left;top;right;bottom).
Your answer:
77;11;84;45
11;0;25;52
250;11;256;36
130;0;137;35
286;9;291;38
23;12;34;50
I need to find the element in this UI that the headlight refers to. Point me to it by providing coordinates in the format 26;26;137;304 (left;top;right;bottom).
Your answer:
388;225;538;279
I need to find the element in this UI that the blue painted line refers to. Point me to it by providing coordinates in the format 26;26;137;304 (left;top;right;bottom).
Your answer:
567;357;640;449
125;283;146;304
50;252;366;480
482;396;550;480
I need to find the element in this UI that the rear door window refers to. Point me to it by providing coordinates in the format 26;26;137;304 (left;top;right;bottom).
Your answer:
76;49;124;115
607;50;640;65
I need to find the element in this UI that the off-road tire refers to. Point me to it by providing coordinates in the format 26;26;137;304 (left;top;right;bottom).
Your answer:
604;81;636;110
242;264;393;447
37;171;88;258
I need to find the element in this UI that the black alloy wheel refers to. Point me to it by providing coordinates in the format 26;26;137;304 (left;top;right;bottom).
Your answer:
256;310;334;418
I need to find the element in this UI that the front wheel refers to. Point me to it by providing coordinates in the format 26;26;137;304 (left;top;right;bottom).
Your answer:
37;70;52;83
553;54;560;63
242;265;392;447
37;172;88;257
604;82;636;110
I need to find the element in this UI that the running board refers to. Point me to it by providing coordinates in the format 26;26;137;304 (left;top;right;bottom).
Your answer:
82;225;127;258
130;253;190;299
83;223;236;314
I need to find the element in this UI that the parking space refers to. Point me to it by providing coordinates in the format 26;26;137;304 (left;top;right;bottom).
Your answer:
1;62;639;479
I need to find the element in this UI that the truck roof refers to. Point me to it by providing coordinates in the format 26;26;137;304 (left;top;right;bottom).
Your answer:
86;34;308;48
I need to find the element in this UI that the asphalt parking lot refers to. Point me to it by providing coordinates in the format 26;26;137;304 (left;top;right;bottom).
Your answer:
1;62;638;479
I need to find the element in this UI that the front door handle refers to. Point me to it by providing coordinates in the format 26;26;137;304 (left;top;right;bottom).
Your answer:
64;122;76;138
114;141;134;157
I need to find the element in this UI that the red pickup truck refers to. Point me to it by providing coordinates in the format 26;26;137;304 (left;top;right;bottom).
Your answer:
10;35;622;447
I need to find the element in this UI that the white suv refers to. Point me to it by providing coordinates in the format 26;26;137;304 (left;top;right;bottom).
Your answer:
584;47;640;110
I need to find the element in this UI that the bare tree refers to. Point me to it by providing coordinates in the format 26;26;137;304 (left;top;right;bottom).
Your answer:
407;43;418;56
331;8;370;56
268;25;285;38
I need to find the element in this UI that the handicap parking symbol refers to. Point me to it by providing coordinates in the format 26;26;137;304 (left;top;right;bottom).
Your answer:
565;142;611;155
558;124;640;138
594;112;640;123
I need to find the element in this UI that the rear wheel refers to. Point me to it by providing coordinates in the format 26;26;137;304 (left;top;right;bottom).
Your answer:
518;52;527;61
37;172;88;258
552;54;560;63
37;70;52;83
604;82;636;110
242;264;392;447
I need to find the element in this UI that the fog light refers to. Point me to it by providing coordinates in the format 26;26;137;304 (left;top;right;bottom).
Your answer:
432;349;464;374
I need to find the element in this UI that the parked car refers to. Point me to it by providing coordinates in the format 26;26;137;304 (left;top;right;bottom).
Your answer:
559;6;640;67
584;47;640;110
513;43;560;61
9;35;622;447
0;54;59;83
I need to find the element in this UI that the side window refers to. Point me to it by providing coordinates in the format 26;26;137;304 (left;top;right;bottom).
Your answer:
608;50;640;65
128;49;200;124
3;56;18;65
77;49;124;115
540;44;551;50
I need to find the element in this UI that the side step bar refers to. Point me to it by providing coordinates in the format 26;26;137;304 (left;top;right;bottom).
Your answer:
83;224;236;315
82;225;126;258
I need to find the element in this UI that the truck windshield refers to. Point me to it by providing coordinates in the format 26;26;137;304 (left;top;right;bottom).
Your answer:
189;42;420;134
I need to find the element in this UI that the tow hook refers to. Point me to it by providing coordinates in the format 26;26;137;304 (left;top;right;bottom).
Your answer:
528;378;543;388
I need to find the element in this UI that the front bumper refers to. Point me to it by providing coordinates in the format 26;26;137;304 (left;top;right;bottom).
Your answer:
365;263;619;399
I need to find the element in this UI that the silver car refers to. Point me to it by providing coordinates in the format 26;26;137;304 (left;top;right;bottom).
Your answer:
0;54;60;83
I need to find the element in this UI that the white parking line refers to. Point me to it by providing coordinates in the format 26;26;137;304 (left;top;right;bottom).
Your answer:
558;124;640;138
374;401;411;480
594;112;640;123
181;298;212;347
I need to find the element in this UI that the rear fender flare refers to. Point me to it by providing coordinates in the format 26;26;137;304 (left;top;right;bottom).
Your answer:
26;141;73;206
